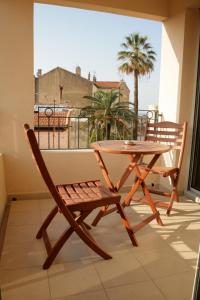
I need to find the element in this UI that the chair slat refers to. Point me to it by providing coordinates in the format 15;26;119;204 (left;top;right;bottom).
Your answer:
57;186;68;196
146;136;182;144
147;121;183;129
146;129;182;136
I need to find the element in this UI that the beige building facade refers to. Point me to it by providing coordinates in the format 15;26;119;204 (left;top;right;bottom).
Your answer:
35;66;130;108
35;67;93;108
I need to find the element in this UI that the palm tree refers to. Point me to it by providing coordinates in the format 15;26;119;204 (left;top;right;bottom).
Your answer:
80;90;135;142
118;33;156;138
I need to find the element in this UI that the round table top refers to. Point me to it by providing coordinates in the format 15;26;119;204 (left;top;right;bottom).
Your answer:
90;140;171;155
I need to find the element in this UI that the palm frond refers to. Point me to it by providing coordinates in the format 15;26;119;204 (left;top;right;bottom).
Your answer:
118;32;156;76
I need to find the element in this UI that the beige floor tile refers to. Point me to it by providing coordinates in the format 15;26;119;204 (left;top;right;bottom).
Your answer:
136;228;168;250
88;232;134;256
1;196;199;299
48;262;102;298
134;246;192;280
10;199;40;212
39;198;55;211
0;267;50;300
154;270;195;300
167;237;199;270
42;215;81;242
45;219;69;241
53;238;92;263
0;241;46;269
174;199;200;210
93;250;149;288
159;215;200;228
7;210;41;226
106;281;165;300
182;221;200;231
3;224;38;246
51;290;108;300
40;209;66;226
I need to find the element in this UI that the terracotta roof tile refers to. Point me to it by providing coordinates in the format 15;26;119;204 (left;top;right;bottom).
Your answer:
34;111;71;127
94;81;121;89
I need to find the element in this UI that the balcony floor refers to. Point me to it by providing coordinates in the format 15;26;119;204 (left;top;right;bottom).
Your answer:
0;194;199;300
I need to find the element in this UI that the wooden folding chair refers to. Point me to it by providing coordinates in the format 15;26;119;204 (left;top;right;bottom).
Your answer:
24;124;137;269
139;121;187;215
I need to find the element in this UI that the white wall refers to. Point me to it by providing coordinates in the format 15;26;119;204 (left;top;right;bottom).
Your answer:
0;0;37;196
38;0;168;21
8;149;158;198
0;155;7;224
159;2;200;192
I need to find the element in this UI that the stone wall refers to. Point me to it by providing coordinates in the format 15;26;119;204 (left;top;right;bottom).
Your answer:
35;67;93;108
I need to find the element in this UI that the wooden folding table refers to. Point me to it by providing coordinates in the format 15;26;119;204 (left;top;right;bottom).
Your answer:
90;140;170;240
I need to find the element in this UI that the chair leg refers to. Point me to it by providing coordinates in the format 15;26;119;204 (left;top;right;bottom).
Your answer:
43;211;92;269
166;173;179;216
72;211;112;260
43;210;111;269
36;206;58;239
43;226;74;269
141;182;163;226
116;203;138;247
80;222;96;242
166;188;178;216
74;222;112;260
166;192;175;216
92;206;107;226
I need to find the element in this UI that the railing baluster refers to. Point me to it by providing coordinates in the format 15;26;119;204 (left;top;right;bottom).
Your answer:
87;118;89;148
78;118;80;149
68;117;70;149
37;108;40;148
58;116;60;149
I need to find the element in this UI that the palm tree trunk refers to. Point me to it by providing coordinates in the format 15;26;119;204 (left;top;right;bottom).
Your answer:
106;117;111;140
133;71;138;139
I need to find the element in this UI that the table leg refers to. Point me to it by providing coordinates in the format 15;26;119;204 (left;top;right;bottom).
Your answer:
115;154;141;191
92;153;141;226
123;154;163;226
94;150;115;192
92;150;117;226
92;151;164;234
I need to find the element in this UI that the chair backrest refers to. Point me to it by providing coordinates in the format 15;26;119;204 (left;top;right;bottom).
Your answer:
24;124;69;214
145;121;187;169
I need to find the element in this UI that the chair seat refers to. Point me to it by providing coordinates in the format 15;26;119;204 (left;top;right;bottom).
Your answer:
56;180;119;211
139;164;178;177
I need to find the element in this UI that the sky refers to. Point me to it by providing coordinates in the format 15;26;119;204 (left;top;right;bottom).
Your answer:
34;4;162;110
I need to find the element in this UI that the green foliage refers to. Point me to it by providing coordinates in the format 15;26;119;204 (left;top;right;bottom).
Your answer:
79;90;136;142
118;33;156;77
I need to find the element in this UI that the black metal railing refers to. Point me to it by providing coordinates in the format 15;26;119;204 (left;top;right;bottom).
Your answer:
34;105;161;150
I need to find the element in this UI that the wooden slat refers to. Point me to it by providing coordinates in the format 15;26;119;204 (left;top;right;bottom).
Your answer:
72;183;86;195
65;185;76;194
57;185;67;195
146;129;182;136
146;136;182;143
87;181;96;187
147;121;184;129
